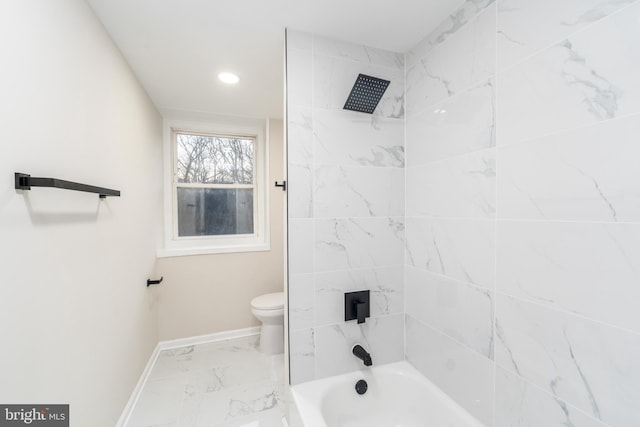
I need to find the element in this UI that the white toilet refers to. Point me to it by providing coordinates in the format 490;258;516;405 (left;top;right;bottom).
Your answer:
250;291;285;354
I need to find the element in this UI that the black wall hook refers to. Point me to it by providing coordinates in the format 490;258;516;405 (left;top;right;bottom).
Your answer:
147;277;163;287
274;181;287;191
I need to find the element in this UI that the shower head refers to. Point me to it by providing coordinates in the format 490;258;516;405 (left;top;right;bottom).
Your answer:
343;74;390;114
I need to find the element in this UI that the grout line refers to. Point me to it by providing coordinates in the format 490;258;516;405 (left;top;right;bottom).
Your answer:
314;313;405;332
404;145;496;168
405;265;494;295
493;110;640;151
409;314;494;363
404;216;494;222
406;0;498;70
403;215;640;226
495;291;640;338
405;73;498;120
313;104;406;118
495;0;640;75
492;3;499;424
494;365;612;427
403;40;408;364
311;50;404;72
303;163;405;170
310;32;319;383
405;75;496;120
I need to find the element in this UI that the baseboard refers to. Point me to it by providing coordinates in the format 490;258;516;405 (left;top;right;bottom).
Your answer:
158;326;261;350
115;343;162;427
116;326;261;426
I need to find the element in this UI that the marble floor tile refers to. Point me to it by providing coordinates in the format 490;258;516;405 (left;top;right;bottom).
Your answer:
126;335;286;427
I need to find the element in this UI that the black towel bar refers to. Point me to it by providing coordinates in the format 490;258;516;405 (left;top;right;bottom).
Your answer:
15;173;120;198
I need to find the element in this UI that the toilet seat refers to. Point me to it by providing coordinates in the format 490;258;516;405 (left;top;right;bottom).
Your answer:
251;292;284;311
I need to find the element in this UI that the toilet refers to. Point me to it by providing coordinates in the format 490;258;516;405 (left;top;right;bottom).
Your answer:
250;291;285;354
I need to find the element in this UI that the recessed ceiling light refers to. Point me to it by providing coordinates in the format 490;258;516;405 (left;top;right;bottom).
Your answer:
218;72;239;84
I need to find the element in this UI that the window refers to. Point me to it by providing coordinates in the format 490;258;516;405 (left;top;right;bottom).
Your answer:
160;118;269;257
175;132;255;237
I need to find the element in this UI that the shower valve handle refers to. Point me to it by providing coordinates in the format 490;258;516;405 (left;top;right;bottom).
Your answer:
356;302;367;324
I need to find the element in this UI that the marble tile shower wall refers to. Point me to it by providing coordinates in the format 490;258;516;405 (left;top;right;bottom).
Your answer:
286;31;406;385
405;0;640;426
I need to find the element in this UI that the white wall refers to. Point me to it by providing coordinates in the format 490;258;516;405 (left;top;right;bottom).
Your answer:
405;0;640;425
286;31;405;384
0;1;162;425
155;119;285;341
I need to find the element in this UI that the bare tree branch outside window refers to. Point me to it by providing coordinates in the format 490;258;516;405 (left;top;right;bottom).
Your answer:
176;133;254;184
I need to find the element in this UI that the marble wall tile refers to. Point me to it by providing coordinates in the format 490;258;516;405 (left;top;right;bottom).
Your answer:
287;163;313;219
286;106;313;165
286;43;312;109
401;0;640;424
406;78;495;164
313;54;404;119
407;0;497;68
288;273;314;332
497;114;640;222
287;219;314;275
495;366;607;427
497;0;637;71
314;165;404;218
406;3;496;113
405;218;495;290
315;267;404;327
495;295;640;426
406;148;496;219
313;35;404;70
405;267;494;359
315;314;404;379
315;217;404;272
314;109;404;167
405;315;494;426
287;31;405;386
497;2;640;145
289;328;316;385
497;221;640;334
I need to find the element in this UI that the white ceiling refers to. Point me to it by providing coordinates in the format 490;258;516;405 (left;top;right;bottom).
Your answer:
87;0;463;119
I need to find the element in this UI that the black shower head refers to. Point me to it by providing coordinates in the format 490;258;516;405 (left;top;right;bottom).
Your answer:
343;74;390;114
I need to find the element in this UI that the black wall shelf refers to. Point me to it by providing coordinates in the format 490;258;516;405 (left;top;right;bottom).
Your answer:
15;173;120;199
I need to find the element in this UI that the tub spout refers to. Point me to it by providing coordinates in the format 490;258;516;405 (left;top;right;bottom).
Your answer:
352;344;372;366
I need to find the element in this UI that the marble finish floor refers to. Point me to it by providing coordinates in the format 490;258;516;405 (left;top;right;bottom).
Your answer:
126;335;287;427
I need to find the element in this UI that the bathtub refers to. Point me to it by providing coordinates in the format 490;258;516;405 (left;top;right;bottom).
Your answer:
291;361;484;427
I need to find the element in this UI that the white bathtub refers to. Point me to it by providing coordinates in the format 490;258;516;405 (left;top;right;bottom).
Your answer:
291;361;484;427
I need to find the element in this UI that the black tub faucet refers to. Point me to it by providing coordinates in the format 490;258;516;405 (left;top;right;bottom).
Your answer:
352;344;372;366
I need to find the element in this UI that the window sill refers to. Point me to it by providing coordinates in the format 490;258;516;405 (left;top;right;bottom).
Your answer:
157;243;270;258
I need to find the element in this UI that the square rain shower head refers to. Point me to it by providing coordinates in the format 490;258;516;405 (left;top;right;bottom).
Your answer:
343;74;390;114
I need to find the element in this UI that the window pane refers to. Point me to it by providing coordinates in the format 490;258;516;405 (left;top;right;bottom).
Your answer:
176;133;254;184
177;188;254;236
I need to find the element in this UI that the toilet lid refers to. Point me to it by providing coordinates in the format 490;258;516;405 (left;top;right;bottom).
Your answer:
251;292;284;310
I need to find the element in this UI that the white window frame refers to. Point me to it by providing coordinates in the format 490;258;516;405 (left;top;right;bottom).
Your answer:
158;115;270;257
